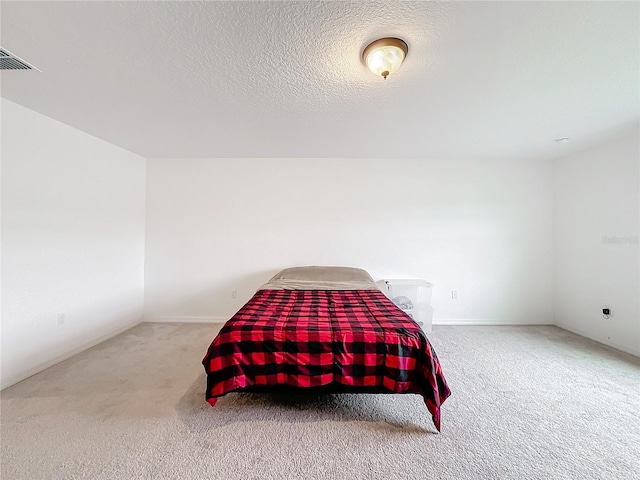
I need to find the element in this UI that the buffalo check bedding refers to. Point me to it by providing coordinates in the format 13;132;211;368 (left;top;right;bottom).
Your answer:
202;288;451;431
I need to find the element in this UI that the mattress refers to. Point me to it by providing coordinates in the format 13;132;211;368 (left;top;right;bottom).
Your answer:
259;265;381;291
202;267;451;431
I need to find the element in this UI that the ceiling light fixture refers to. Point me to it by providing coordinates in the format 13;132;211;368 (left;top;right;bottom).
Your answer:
362;37;408;80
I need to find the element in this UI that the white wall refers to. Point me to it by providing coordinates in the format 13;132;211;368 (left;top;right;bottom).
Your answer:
2;95;635;387
0;99;146;389
554;130;640;356
144;157;554;325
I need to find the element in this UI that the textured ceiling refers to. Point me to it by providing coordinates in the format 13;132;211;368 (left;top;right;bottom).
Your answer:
1;1;638;160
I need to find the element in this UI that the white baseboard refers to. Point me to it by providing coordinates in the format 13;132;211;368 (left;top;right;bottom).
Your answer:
434;318;553;326
555;324;640;358
145;317;554;327
142;316;228;324
0;320;142;391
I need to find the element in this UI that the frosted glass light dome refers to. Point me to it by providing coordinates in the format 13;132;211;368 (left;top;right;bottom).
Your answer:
363;38;408;79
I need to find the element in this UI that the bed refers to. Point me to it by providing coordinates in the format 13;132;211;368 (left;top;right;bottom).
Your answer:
202;266;451;431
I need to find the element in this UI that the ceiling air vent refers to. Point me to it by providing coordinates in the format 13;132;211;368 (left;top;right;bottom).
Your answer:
0;47;39;71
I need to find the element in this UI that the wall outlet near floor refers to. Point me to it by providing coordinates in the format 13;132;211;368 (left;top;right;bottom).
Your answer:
57;313;65;325
451;290;458;300
231;289;237;298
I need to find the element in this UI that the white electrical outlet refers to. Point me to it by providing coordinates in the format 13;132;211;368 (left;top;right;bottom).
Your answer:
57;313;65;325
451;290;458;300
231;289;237;298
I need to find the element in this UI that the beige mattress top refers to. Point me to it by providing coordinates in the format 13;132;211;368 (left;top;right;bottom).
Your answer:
259;266;380;291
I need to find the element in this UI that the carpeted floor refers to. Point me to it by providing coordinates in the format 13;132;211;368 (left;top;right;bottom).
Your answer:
1;322;639;479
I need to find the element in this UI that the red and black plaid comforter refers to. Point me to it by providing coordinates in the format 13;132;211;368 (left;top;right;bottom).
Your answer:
202;289;451;431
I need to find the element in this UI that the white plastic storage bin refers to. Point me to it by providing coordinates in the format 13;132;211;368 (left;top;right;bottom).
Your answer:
403;306;434;333
376;279;434;332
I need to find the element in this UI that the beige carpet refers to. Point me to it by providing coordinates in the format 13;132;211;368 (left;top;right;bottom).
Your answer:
1;323;639;479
